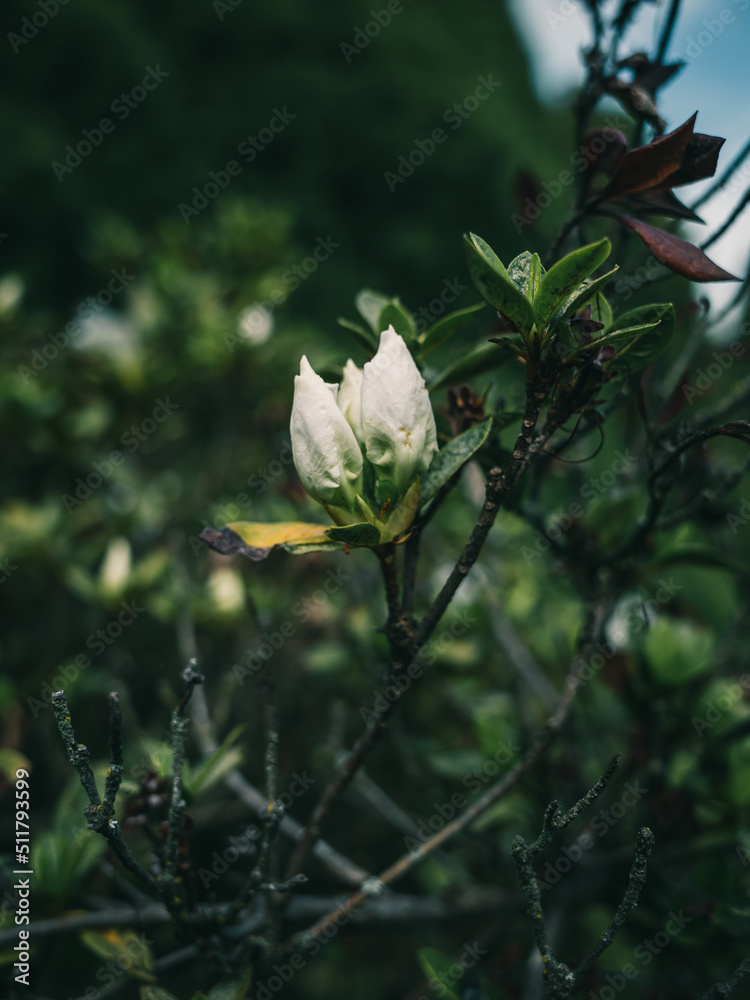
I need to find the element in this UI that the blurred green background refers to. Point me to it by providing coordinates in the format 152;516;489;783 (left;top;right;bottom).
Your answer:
2;1;750;997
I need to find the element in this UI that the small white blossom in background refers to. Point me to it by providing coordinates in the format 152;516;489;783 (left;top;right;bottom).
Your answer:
238;304;274;345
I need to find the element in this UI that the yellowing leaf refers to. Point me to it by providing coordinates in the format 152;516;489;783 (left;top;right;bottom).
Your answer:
200;522;340;560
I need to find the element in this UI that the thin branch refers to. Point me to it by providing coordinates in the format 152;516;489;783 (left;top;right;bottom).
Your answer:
655;0;681;64
283;597;610;954
414;380;544;648
163;665;203;903
52;691;158;893
0;889;512;948
701;185;750;251
699;955;750;999
573;826;655;976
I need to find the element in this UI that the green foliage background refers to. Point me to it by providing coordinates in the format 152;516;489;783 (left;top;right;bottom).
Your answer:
1;1;750;997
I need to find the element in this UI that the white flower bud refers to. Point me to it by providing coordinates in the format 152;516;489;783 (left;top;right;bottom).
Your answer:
361;326;438;494
291;356;363;508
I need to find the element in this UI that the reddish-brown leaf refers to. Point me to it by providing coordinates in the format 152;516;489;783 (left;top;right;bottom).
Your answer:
607;113;697;195
615;214;739;282
619;186;704;222
666;133;725;186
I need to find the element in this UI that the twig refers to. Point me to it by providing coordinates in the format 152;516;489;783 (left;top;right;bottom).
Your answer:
699;955;750;999
283;597;610;954
655;0;682;65
162;664;204;907
285;379;550;884
52;691;158;893
701;185;750;251
414;380;544;649
0;889;512;948
573;827;655;976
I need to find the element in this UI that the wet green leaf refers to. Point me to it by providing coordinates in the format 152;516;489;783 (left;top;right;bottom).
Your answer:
534;238;611;329
463;233;536;335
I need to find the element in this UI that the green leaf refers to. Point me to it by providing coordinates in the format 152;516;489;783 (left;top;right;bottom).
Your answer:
325;521;382;546
507;251;545;300
644;617;714;686
417;301;485;357
183;724;245;802
32;829;107;901
82;929;155;983
588;290;613;331
428;341;517;391
141;989;180;1000
375;478;398;507
420;420;494;505
582;320;661;350
337;316;377;352
417;948;461;1000
608;303;675;372
206;967;253;1000
379;300;416;342
534;238;611;329
384;477;421;537
651;544;744;576
355;289;392;335
558;267;618;324
463;233;536;335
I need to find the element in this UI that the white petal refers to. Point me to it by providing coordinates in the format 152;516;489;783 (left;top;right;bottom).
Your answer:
361;327;438;492
338;359;364;440
291;356;363;505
